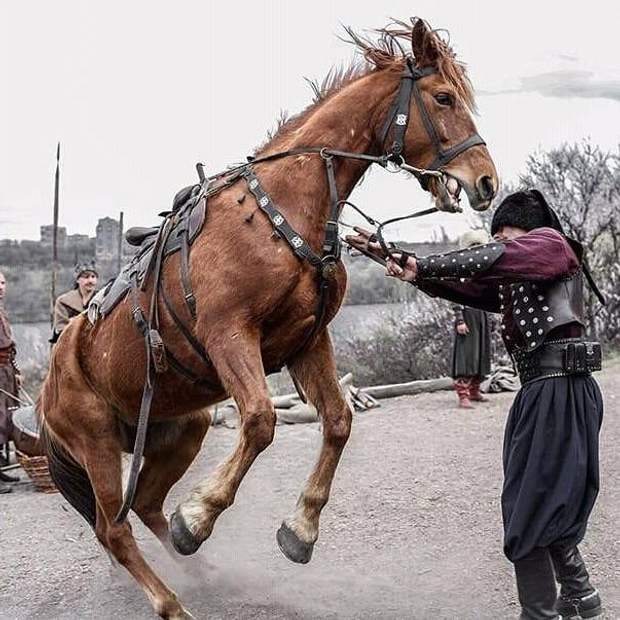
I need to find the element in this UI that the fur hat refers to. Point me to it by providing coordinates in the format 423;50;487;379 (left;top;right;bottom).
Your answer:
458;229;490;249
490;189;562;236
74;261;98;278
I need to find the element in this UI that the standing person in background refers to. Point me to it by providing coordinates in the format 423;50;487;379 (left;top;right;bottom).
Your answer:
51;263;98;343
0;271;22;493
452;230;492;409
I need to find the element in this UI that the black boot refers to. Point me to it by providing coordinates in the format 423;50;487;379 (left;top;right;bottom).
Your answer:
514;548;560;619
550;544;602;619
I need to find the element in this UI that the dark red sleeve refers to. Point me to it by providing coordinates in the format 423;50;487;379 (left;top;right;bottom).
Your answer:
474;228;579;283
415;279;501;313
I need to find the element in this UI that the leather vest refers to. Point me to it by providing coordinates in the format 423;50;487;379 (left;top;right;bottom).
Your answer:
501;269;585;352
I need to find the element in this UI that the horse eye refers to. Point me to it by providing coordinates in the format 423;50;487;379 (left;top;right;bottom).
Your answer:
434;93;454;107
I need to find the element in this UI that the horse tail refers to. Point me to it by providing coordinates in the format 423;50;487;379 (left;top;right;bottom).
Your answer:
40;421;97;529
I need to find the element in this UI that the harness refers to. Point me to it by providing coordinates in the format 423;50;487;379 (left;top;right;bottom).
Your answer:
114;57;487;522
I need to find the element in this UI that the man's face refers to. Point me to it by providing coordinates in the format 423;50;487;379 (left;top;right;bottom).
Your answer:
0;274;5;300
493;225;529;242
77;271;98;294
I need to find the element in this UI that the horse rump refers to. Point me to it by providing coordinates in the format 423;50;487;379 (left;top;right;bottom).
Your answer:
40;422;97;528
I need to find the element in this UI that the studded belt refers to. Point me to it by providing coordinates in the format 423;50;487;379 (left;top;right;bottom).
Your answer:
513;338;602;384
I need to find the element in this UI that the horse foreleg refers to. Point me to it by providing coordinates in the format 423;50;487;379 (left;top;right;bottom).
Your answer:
132;410;211;557
170;332;276;556
278;330;352;564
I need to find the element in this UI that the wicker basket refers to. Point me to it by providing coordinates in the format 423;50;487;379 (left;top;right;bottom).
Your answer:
16;451;58;494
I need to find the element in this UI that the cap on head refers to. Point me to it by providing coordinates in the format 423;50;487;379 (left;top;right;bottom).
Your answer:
490;189;562;236
74;261;98;279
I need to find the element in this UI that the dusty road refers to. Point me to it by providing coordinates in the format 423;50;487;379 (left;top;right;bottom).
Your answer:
1;360;618;619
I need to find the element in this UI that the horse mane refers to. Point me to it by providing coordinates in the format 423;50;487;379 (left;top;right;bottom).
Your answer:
259;17;476;153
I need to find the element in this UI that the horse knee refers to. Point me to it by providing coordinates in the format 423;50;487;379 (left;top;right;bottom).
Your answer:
324;406;351;447
242;403;276;452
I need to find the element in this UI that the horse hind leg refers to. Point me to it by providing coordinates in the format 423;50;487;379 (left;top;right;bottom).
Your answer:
170;330;276;556
278;330;352;564
131;410;211;558
43;415;192;619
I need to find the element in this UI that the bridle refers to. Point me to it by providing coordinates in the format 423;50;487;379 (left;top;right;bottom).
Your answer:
379;57;485;175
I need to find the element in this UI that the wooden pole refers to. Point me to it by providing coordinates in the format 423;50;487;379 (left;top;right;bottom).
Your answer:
50;142;60;327
117;211;124;274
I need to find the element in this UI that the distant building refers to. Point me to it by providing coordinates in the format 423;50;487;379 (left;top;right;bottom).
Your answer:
40;224;67;247
95;217;120;262
67;233;91;245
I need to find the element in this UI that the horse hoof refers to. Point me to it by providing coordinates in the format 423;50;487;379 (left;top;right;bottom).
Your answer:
276;522;314;564
170;511;202;556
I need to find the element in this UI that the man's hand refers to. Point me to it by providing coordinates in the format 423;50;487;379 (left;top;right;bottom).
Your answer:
456;322;470;335
386;254;418;282
344;227;386;261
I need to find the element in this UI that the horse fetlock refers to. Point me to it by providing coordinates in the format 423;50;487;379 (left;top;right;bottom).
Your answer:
154;592;189;619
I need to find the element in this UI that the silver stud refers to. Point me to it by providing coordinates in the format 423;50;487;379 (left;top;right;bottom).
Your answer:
523;296;529;302
531;342;536;347
515;309;521;314
526;331;532;337
483;256;488;261
542;306;549;311
547;316;554;322
259;196;269;207
533;318;539;324
452;258;457;263
528;308;534;313
538;295;544;301
538;328;544;335
476;263;481;268
519;286;524;292
520;320;526;326
469;258;473;262
441;264;445;268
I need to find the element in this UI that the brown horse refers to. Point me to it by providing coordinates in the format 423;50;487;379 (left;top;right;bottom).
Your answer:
39;18;498;619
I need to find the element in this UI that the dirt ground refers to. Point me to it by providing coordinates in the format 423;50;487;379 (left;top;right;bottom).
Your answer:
1;360;618;620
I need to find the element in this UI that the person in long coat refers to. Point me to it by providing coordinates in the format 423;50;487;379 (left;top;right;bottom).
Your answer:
451;230;492;408
51;263;99;343
347;190;604;620
0;272;22;493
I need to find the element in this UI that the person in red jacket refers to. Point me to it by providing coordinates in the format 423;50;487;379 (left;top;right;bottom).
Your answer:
347;190;604;620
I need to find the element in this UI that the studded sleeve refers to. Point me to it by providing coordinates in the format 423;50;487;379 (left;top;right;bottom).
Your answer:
415;228;579;285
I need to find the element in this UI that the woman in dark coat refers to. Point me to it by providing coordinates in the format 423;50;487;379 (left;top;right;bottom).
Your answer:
451;231;492;408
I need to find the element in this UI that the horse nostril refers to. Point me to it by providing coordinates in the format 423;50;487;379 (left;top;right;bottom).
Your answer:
476;175;496;201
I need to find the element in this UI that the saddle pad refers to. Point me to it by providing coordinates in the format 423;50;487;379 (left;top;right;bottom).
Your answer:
89;189;207;323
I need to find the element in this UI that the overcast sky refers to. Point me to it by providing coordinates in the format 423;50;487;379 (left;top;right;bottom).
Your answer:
2;1;619;242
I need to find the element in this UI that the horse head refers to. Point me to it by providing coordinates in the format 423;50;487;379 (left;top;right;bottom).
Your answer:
366;18;498;212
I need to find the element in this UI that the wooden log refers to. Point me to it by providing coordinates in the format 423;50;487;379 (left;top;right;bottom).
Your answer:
363;377;453;400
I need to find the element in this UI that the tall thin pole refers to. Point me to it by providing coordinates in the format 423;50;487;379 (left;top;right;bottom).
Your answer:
117;211;124;274
50;142;60;327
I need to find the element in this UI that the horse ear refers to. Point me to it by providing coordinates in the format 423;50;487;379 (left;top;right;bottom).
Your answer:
411;18;438;66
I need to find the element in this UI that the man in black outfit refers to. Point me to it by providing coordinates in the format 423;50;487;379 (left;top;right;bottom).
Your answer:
347;190;604;619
